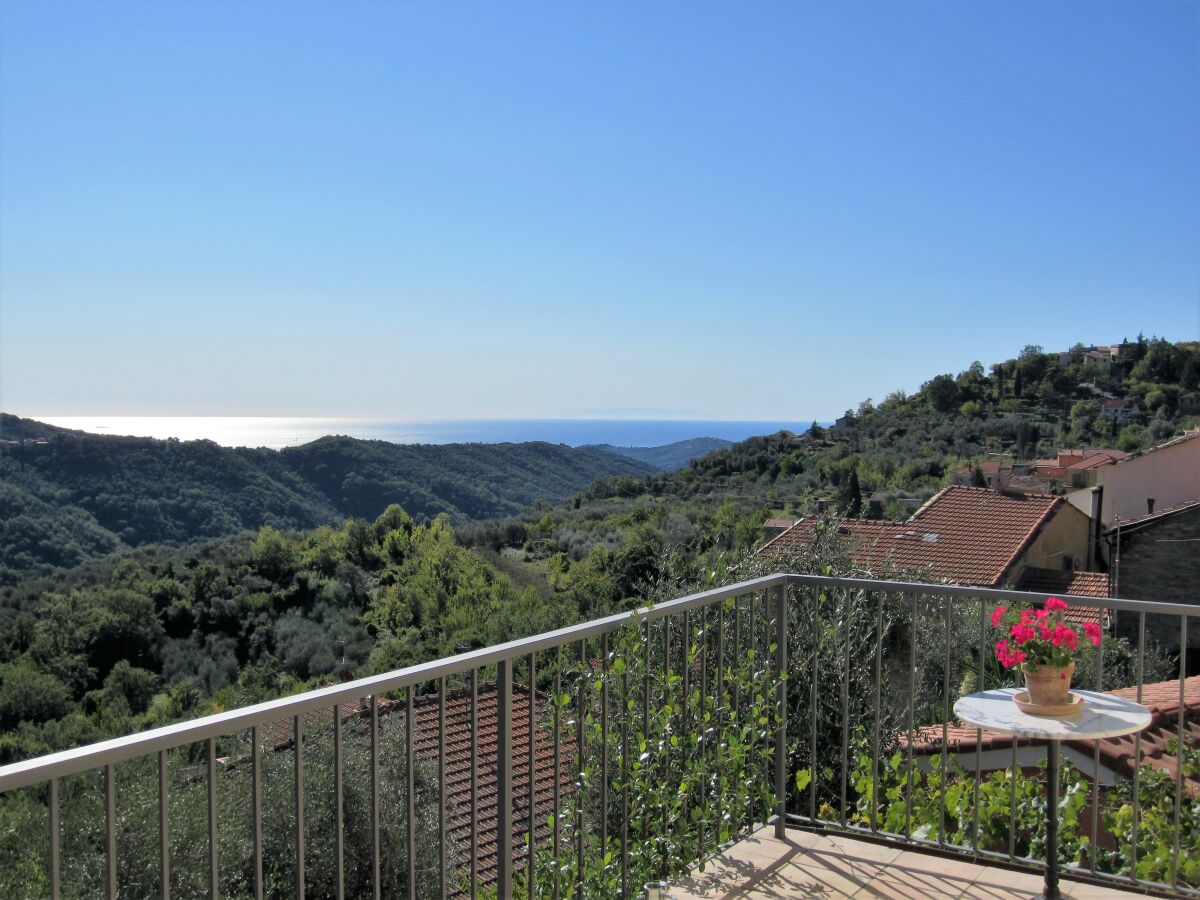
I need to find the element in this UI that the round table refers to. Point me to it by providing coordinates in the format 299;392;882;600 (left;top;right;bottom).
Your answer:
953;687;1151;900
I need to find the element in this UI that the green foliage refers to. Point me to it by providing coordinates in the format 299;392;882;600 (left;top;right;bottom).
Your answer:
0;662;75;728
847;734;1200;889
0;416;654;584
1103;751;1200;885
0;507;584;764
584;438;733;472
465;340;1200;583
525;600;788;897
0;716;449;898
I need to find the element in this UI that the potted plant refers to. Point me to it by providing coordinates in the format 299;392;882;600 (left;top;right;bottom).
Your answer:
991;597;1103;708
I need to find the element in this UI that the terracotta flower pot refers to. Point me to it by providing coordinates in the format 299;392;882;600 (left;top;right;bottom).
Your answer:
1022;660;1075;707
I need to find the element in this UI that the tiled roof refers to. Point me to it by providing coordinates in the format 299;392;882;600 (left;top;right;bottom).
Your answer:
906;675;1200;795
1068;450;1129;471
259;683;572;891
1015;568;1110;627
759;487;1063;588
954;461;1012;475
1105;498;1200;532
763;518;798;529
1043;448;1123;469
1005;476;1053;495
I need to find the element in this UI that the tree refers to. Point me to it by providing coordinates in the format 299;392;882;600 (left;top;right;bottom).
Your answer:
971;466;988;488
1015;419;1033;457
840;469;864;518
100;661;159;715
924;374;961;413
251;526;296;581
0;662;74;728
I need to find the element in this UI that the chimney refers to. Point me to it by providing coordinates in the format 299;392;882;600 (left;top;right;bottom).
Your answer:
1147;498;1155;515
1087;486;1103;570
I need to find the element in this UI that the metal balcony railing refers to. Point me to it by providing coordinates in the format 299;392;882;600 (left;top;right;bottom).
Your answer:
0;574;1195;898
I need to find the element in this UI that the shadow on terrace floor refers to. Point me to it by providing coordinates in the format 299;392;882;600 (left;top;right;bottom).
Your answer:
669;826;1150;899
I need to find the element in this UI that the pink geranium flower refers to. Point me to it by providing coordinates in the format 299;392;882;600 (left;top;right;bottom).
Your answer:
990;598;1098;670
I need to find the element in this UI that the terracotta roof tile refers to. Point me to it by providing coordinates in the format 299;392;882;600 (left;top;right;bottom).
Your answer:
259;683;572;893
1017;571;1108;600
1068;450;1129;471
1016;568;1111;627
759;486;1063;588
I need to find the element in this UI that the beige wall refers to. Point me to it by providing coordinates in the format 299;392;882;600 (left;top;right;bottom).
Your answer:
1005;502;1091;584
1066;436;1200;527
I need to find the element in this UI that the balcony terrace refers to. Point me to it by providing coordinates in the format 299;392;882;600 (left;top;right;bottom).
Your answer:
0;574;1195;898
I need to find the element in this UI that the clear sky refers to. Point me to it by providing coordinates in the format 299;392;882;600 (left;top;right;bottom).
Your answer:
1;1;1197;421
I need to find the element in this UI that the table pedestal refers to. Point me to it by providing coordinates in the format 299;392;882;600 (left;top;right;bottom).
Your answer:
1043;740;1060;900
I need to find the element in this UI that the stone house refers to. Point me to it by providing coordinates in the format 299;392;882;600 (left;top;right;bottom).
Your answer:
1107;499;1200;658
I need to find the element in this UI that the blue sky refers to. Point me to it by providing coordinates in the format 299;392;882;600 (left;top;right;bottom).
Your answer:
1;1;1196;420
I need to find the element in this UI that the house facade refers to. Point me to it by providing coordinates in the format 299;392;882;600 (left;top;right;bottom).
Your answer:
1066;430;1200;529
950;461;1012;491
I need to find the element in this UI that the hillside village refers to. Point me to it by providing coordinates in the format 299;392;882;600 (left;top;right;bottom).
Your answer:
760;426;1200;653
3;338;1199;897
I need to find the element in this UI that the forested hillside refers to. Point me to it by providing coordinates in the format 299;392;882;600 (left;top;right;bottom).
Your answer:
584;436;732;471
460;337;1200;571
3;336;1197;763
0;416;654;586
0;505;688;764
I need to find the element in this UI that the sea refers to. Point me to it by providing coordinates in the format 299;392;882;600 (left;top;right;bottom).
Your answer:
29;417;815;450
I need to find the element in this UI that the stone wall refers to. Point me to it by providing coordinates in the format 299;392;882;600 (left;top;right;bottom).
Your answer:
1111;504;1200;656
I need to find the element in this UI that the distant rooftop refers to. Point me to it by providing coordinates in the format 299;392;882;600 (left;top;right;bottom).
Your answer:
760;486;1064;588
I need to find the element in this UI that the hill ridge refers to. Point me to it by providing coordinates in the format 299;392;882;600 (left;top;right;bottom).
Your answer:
0;414;655;585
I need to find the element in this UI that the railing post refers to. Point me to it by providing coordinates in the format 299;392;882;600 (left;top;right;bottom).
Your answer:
774;582;788;839
497;658;514;898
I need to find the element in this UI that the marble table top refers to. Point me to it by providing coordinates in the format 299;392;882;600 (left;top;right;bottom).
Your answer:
953;688;1152;741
